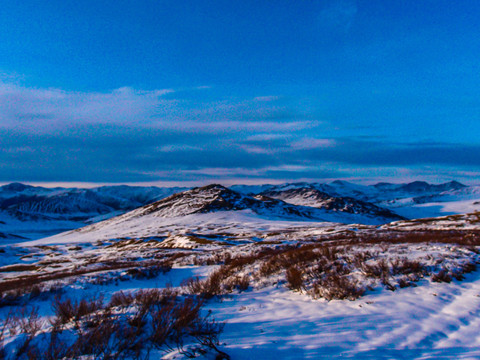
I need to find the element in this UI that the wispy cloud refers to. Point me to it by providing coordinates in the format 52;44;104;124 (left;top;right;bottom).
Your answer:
0;82;174;131
0;80;314;134
0;80;321;182
253;95;281;102
1;79;479;184
291;138;336;150
157;144;203;153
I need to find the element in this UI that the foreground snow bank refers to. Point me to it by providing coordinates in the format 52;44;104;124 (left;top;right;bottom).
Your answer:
211;272;480;359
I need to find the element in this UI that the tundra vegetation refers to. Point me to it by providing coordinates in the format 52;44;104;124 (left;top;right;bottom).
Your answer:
1;228;479;358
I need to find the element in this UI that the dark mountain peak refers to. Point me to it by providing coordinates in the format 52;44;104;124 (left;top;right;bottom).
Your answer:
444;180;466;189
139;184;251;217
400;180;466;193
407;181;429;187
373;182;395;189
1;183;33;192
261;187;331;201
194;184;229;192
399;181;431;192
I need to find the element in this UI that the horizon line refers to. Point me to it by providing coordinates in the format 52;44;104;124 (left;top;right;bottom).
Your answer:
0;177;474;189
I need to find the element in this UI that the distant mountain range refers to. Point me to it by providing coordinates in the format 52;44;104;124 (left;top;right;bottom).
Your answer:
232;180;477;219
0;183;187;240
0;183;187;219
1;180;479;242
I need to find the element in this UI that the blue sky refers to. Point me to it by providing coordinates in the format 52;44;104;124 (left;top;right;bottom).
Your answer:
1;0;480;186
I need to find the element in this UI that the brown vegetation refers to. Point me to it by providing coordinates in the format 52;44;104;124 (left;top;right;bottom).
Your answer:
0;287;226;360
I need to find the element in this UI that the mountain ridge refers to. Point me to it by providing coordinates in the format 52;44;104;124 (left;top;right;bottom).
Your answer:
1;180;479;242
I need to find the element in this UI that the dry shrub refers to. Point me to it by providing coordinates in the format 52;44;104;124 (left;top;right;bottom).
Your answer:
52;294;103;326
225;253;264;269
281;245;318;267
397;277;410;288
224;276;250;292
235;276;250;292
316;245;340;262
42;327;72;360
432;268;452;283
18;306;43;337
4;287;226;359
182;276;204;295
0;259;172;295
460;261;477;274
255;244;345;284
447;261;478;281
11;306;44;358
150;296;224;357
390;258;426;276
452;271;465;281
361;259;390;280
131;288;179;335
258;257;283;278
182;269;224;299
135;289;164;308
348;250;373;267
310;274;364;301
286;266;303;291
0;311;12;359
74;308;147;360
126;264;171;279
108;290;135;308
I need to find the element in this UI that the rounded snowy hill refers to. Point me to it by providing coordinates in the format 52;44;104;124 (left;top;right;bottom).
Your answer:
128;184;326;219
27;184;396;245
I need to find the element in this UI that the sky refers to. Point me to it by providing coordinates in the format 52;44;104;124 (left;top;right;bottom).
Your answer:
1;0;480;186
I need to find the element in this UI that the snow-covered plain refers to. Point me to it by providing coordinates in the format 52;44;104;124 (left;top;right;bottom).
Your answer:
211;273;480;359
2;249;480;359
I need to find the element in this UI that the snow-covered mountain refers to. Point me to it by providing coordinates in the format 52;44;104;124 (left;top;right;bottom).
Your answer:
0;183;188;240
34;184;427;246
128;184;329;220
2;180;480;242
0;183;187;218
259;187;404;222
246;180;467;202
233;180;479;219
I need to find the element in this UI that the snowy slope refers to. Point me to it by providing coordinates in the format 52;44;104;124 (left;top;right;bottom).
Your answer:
24;185;332;245
210;272;480;359
259;187;404;222
383;211;480;231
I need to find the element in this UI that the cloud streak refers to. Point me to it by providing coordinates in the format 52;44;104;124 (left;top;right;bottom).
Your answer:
1;80;479;184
